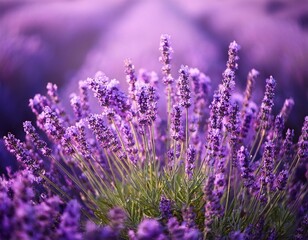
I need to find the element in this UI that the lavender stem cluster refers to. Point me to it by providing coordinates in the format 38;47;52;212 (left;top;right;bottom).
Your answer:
2;34;307;240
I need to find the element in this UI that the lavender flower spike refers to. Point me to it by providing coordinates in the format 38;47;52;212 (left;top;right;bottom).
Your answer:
171;104;183;141
258;76;276;130
262;141;275;189
238;146;254;189
298;116;308;162
4;133;35;168
57;200;82;240
178;65;191;108
159;196;173;219
159;34;173;84
227;41;241;72
124;58;138;101
186;145;196;180
241;69;259;117
279;98;294;122
23;121;51;156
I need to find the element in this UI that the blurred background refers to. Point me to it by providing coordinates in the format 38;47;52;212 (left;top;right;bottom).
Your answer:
1;0;308;170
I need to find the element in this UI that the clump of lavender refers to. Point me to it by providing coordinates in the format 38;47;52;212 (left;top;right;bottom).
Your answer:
2;34;307;239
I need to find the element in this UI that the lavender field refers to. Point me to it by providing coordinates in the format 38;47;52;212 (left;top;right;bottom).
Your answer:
0;1;307;239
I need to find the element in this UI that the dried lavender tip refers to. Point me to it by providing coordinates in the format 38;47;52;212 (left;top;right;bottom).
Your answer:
279;98;294;122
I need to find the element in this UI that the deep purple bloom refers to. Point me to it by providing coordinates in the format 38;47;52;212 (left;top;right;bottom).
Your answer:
238;146;254;189
275;169;288;191
258;76;276;130
70;93;83;121
88;114;121;153
227;104;240;166
178;65;191;108
262;141;275;188
241;69;259;117
185;145;196;179
279;128;294;162
125;58;138;101
46;82;60;104
78;80;90;116
136;219;164;240
159;196;173;219
171;104;183;141
182;206;196;229
203;176;216;233
226;41;241;72
57;200;82;240
23;121;51;156
159;34;173;85
167;217;186;240
3;133;39;173
298;116;308;162
108;207;127;233
279;97;294;122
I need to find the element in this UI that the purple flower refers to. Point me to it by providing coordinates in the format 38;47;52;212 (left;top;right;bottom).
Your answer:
275;169;288;191
241;69;259;117
46;82;60;104
298;116;308;162
57;200;82;240
137;85;150;124
177;65;191;108
167;217;186;240
159;34;173;85
238;146;254;189
171;104;184;141
147;85;158;122
70;93;83;121
136;219;164;240
240;102;257;142
182;206;196;229
185;145;196;179
262;141;275;188
78;80;90;116
29;94;51;117
226;41;241;72
88;114;121;153
203;176;215;233
229;231;244;240
219;68;236;117
3;133;39;173
258;76;276;130
227;104;240;166
279;98;294;122
125;58;138;101
159;196;173;219
23;121;51;156
279;128;294;162
108;207;127;233
294;214;308;240
39;106;66;142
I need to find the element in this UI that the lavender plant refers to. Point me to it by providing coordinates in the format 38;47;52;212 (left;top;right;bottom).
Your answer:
2;35;307;239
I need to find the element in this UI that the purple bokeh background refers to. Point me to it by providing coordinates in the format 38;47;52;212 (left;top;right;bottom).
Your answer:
1;0;308;170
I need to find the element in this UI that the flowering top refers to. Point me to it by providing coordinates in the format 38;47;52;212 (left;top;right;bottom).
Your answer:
159;34;173;84
87;72;130;118
226;41;240;71
23;121;51;156
259;76;276;130
242;69;259;116
178;65;191;108
124;58;137;100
